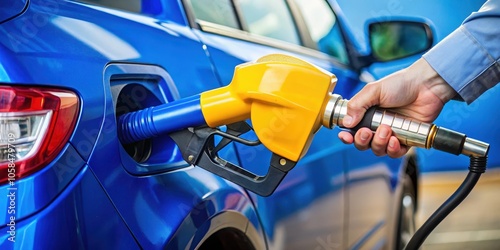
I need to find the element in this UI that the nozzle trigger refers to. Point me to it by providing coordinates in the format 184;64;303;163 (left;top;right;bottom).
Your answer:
169;121;297;196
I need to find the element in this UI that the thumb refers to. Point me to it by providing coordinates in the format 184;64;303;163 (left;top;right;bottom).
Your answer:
342;83;380;128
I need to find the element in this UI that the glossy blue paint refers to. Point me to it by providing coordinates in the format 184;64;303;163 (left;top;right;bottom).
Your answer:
0;0;27;24
0;0;424;249
0;143;84;225
0;43;31;83
0;165;140;249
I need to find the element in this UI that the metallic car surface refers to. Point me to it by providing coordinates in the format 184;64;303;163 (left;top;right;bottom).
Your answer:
0;0;424;249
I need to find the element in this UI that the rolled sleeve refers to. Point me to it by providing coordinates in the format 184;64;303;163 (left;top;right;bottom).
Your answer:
423;0;500;104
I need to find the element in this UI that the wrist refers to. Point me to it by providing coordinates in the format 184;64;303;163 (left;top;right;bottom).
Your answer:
407;58;457;103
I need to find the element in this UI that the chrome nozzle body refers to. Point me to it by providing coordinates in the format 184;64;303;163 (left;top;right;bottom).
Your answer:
322;94;489;157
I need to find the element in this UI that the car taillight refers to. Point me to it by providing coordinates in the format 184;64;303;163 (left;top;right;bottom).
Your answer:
0;86;79;185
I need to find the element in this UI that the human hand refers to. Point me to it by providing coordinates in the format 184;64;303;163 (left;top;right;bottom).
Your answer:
338;58;457;158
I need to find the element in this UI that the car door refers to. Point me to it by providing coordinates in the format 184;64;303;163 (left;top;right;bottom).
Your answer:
34;0;264;248
182;0;349;248
181;0;405;248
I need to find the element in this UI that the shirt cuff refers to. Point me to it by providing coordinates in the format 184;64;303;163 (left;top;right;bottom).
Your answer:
423;26;497;104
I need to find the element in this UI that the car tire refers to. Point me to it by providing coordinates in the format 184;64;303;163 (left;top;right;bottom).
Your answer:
396;173;417;249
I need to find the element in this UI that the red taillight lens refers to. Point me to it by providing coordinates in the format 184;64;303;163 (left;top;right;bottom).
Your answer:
0;86;79;185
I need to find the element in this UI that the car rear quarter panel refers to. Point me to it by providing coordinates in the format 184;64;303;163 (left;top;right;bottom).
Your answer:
1;0;266;248
0;0;28;24
0;165;140;249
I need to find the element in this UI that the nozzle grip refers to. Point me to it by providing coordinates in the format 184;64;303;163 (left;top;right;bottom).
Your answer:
343;106;489;157
350;106;378;131
342;106;432;149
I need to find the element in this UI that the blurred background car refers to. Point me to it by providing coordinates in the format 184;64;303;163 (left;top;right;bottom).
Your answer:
336;0;497;173
336;1;500;249
0;0;490;249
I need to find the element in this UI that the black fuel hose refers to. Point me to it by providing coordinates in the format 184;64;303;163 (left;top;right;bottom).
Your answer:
405;156;487;250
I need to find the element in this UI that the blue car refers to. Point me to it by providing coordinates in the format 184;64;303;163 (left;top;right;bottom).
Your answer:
336;0;496;173
1;0;435;249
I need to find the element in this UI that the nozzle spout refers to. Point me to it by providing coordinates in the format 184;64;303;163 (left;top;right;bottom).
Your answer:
118;95;205;144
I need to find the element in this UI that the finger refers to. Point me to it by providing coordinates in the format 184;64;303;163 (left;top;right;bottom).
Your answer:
353;128;373;151
387;136;410;158
371;125;392;156
343;83;381;128
338;131;354;144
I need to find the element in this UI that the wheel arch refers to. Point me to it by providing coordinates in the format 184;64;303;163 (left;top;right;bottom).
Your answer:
164;188;266;250
405;150;420;210
195;213;261;250
386;148;421;250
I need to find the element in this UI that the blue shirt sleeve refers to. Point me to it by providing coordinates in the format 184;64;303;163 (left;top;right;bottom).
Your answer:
423;0;500;104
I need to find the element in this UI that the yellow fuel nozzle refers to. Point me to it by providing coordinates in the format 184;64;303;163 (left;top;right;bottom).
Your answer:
201;54;337;162
201;53;489;160
119;53;488;196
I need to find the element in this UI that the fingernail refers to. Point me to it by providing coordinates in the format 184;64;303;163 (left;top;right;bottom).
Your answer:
360;131;370;141
338;134;347;143
379;128;389;139
389;139;395;148
343;115;353;127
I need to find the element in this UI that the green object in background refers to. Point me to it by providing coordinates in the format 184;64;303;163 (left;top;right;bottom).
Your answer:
369;21;432;61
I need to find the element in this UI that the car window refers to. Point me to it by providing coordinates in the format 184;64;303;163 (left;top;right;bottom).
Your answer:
238;0;301;45
189;0;240;29
76;0;142;13
293;0;349;64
